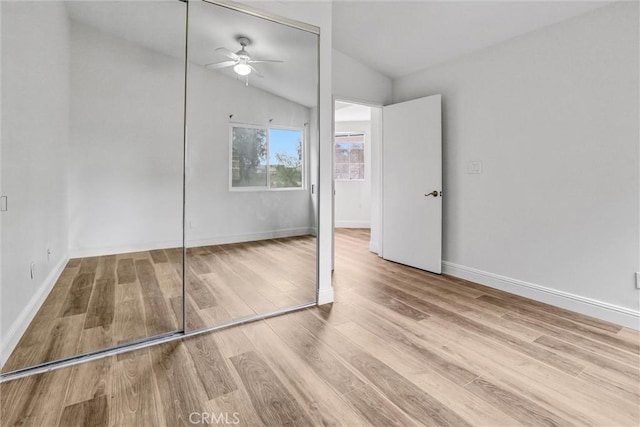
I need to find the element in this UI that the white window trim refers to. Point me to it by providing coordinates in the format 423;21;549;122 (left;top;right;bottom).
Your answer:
334;131;365;182
229;123;306;192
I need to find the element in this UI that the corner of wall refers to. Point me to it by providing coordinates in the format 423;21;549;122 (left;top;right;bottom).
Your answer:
0;254;69;369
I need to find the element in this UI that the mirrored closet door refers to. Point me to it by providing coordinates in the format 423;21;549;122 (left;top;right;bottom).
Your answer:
1;0;187;373
0;0;319;378
184;0;319;331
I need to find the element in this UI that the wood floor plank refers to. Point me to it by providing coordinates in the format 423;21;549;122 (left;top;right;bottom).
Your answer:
84;278;115;329
113;284;147;345
64;326;112;406
58;395;108;427
116;258;136;285
480;294;639;354
289;311;471;427
242;321;370;427
109;349;163;427
502;312;640;368
534;334;639;381
342;384;417;426
418;315;638;426
66;258;82;268
183;334;238;400
186;265;217;310
268;314;366;395
335;319;524;426
464;377;568;426
229;351;314;426
60;273;96;317
149;341;210;426
78;257;99;275
149;249;168;264
317;301;479;386
135;259;177;336
202;389;265;427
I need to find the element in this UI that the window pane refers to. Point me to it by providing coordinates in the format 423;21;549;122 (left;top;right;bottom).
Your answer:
232;127;267;187
334;135;365;180
335;163;349;180
350;164;364;180
349;148;364;163
335;146;349;163
269;128;303;188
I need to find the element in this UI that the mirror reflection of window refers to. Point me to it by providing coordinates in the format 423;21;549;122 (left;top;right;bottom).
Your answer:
230;125;304;190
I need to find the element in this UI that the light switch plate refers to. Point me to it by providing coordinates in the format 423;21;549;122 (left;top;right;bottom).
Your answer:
468;161;483;174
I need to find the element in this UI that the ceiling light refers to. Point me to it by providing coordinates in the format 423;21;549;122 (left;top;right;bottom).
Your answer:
233;63;251;76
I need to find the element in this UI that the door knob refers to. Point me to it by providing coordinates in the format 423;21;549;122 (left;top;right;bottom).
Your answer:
425;191;439;197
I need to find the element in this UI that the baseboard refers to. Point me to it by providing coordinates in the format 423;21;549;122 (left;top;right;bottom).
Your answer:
1;255;69;368
335;221;370;228
317;286;334;305
69;240;183;259
369;238;380;255
187;227;314;248
68;228;315;258
442;261;640;330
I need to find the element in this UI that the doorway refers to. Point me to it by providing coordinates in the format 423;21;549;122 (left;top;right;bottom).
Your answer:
332;100;383;276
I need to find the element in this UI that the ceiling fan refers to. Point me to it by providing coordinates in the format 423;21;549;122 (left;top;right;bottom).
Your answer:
205;36;283;81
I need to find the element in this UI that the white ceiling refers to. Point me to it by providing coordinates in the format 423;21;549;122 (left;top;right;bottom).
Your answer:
335;101;372;122
333;0;611;79
65;0;319;107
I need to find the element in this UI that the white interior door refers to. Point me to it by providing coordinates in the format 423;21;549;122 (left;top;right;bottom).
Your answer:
382;95;442;273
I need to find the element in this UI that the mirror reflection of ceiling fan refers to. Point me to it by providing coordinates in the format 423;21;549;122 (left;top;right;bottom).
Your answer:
205;36;283;84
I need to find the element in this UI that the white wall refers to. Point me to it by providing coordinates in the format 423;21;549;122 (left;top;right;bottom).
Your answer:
393;2;639;326
1;1;70;364
68;20;185;257
185;64;313;246
334;120;371;228
333;48;392;105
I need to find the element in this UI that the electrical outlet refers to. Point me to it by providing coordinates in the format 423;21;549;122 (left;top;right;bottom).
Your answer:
636;272;640;289
47;248;51;262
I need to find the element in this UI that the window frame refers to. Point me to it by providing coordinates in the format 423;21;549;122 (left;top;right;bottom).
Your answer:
334;132;365;182
229;123;306;192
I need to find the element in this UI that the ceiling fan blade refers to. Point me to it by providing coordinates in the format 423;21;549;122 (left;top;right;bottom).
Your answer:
205;60;236;70
248;64;264;78
248;59;284;64
215;47;239;60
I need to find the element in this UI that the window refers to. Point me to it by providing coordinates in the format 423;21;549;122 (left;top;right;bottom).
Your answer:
334;133;364;180
231;125;303;190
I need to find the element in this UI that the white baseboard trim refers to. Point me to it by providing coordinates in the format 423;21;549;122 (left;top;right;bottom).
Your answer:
317;286;334;305
69;228;316;258
442;261;640;330
187;227;314;248
1;255;69;368
369;238;380;255
335;221;370;228
70;240;183;259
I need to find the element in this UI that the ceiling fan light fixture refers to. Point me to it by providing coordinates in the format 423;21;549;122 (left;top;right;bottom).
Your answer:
233;62;252;76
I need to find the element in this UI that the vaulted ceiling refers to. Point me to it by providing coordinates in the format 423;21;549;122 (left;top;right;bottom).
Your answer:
332;0;611;79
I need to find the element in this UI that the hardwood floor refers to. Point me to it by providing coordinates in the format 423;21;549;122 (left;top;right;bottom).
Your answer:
1;229;638;426
2;236;316;373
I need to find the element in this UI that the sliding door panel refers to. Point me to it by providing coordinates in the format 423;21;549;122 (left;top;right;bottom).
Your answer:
0;0;187;373
184;0;319;331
